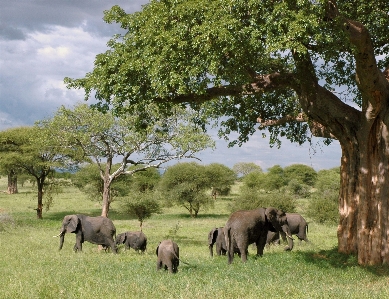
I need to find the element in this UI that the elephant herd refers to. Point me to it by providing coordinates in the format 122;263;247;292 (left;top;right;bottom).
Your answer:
54;214;180;273
208;207;309;264
55;207;308;273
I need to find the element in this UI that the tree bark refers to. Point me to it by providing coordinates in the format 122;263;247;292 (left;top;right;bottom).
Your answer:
338;119;389;265
101;158;113;218
36;179;44;219
7;170;18;194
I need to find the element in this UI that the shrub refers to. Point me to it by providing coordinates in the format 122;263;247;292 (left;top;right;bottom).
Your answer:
307;190;338;224
284;179;311;198
229;188;296;213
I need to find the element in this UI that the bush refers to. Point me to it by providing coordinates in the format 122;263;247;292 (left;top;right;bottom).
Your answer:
229;188;296;213
284;179;311;198
307;190;338;224
120;191;162;229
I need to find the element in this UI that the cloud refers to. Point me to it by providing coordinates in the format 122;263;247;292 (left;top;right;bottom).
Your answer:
0;0;342;169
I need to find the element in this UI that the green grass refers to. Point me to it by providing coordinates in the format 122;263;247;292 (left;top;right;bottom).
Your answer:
0;178;388;299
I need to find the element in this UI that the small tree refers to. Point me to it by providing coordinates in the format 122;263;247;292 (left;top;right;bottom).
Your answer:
205;163;236;199
121;191;162;230
263;165;286;191
0;127;72;218
158;162;214;217
283;164;317;186
232;162;262;178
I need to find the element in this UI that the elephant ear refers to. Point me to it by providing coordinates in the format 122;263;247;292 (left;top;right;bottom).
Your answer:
67;215;79;233
120;233;127;244
265;207;283;231
208;228;218;244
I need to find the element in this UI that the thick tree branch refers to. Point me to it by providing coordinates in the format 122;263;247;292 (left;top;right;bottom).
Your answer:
154;73;298;104
325;0;389;121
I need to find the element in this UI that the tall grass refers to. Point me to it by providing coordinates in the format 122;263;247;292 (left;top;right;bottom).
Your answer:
0;178;388;299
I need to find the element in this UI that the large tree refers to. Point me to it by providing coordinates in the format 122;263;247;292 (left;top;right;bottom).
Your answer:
65;1;389;265
40;103;214;217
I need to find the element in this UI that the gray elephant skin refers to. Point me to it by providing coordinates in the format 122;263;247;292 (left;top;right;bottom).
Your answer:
281;213;309;243
57;214;117;253
266;231;281;246
156;240;180;273
224;207;294;263
115;231;147;253
208;227;227;257
266;213;309;246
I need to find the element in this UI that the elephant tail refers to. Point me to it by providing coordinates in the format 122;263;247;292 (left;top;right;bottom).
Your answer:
172;251;190;265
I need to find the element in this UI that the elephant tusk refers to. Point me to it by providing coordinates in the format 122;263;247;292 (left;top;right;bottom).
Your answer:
53;232;63;238
286;234;295;240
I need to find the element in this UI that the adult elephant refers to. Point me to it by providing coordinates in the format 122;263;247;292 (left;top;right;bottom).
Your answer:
55;214;117;253
156;240;180;273
115;231;147;253
224;207;294;263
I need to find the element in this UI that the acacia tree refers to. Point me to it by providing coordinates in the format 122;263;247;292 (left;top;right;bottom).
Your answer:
0;127;71;218
232;162;263;178
65;1;389;265
158;162;214;217
40;104;214;217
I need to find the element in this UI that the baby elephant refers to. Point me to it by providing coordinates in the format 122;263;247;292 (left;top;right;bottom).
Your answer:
115;231;147;253
156;240;180;273
208;227;227;257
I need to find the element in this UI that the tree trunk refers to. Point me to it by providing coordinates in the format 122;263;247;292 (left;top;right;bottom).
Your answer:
101;180;111;218
101;159;113;218
36;179;44;219
338;120;389;265
7;170;18;194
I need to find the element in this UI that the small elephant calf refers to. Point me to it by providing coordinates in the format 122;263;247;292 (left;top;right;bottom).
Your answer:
208;227;227;257
156;239;180;273
115;231;147;253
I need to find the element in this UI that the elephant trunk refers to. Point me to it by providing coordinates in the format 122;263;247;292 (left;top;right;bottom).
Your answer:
57;228;66;250
281;225;294;251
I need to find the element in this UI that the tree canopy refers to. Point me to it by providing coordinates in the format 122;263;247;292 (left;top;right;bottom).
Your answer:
39;103;214;217
65;0;389;265
158;162;214;217
0;127;71;218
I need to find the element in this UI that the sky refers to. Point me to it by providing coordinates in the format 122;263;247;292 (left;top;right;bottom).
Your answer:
0;0;342;171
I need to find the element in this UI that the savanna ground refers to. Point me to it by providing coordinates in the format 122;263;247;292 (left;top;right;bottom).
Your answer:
0;178;388;299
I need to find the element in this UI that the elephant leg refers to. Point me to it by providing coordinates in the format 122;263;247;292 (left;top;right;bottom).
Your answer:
73;232;84;252
256;234;267;257
209;244;214;257
216;243;221;256
237;241;248;262
156;260;163;271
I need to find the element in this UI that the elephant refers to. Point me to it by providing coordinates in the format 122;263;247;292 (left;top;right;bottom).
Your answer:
55;214;117;253
208;227;227;257
208;227;243;257
280;213;309;243
266;231;281;246
224;207;294;263
156;239;180;273
115;231;147;253
266;213;309;246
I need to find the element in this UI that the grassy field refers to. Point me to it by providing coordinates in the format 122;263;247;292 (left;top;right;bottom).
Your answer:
0;178;388;299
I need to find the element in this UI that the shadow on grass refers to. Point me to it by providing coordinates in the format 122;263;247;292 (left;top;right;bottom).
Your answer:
297;247;389;276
